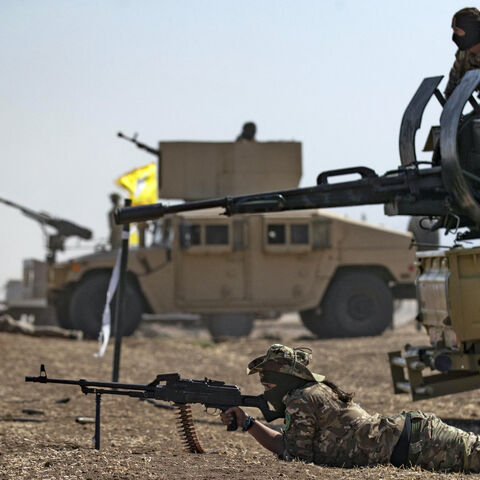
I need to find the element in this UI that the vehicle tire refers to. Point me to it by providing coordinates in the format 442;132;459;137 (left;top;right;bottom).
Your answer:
69;272;146;339
55;289;74;330
203;314;254;340
300;271;393;338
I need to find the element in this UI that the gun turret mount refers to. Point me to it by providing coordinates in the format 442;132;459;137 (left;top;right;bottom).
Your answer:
0;197;92;263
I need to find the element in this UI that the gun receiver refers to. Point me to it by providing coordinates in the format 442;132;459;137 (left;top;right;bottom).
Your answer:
117;131;159;156
114;71;480;240
25;364;281;451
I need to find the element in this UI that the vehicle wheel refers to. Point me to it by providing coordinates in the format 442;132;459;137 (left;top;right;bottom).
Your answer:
203;314;254;340
55;289;74;329
300;271;393;338
69;272;146;339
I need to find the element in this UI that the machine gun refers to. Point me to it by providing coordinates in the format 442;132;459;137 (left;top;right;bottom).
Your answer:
113;71;480;402
114;71;480;242
25;364;281;451
117;131;160;157
0;196;92;263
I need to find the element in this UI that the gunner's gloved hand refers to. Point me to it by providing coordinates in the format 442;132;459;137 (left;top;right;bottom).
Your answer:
220;407;247;429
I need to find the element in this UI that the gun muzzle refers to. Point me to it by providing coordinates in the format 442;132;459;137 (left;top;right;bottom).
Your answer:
25;376;47;383
114;204;166;224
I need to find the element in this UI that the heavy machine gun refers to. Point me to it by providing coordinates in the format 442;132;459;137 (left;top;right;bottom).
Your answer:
115;71;480;240
117;131;160;157
0;196;92;263
114;70;480;401
26;364;281;451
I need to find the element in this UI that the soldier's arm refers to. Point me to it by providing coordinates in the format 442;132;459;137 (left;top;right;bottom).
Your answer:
281;397;316;462
221;407;284;455
444;50;463;99
248;420;284;454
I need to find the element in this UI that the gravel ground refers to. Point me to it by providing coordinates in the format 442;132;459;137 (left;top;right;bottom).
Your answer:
1;311;479;479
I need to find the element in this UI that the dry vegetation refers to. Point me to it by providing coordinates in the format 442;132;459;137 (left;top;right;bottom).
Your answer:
1;317;480;479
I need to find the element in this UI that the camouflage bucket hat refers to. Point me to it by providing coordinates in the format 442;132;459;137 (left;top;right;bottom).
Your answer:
247;344;324;383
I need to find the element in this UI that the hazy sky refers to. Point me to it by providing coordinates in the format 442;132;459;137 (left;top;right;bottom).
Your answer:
0;0;470;295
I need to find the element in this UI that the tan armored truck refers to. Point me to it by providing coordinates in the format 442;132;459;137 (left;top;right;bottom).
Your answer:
48;139;416;339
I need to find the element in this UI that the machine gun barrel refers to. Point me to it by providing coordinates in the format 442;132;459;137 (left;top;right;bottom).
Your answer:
117;131;159;156
115;72;480;236
115;164;449;225
0;196;92;240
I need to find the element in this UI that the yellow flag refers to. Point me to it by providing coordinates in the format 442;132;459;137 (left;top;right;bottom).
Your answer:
115;163;158;206
129;225;139;246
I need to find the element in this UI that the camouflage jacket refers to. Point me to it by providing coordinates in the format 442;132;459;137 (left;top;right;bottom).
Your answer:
444;49;480;98
281;382;404;467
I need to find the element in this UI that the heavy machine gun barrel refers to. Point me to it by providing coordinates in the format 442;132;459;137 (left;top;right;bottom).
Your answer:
115;71;480;238
26;364;282;450
0;196;92;240
114;164;448;224
117;131;159;156
0;196;93;263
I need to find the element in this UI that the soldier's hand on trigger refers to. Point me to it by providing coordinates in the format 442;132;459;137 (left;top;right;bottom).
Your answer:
220;407;247;427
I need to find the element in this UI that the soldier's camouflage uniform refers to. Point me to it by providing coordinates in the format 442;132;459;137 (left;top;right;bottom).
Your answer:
248;344;480;472
445;49;480;98
282;382;404;467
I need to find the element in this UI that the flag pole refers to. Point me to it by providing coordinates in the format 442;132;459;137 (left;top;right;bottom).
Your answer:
112;198;131;382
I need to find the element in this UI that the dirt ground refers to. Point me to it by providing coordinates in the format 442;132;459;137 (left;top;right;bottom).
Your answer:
1;313;480;479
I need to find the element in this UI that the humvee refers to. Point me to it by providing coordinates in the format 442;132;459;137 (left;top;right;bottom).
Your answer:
48;140;416;339
49;208;416;339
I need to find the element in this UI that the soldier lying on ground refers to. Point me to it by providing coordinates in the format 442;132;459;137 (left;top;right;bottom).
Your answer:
0;314;83;339
221;344;480;472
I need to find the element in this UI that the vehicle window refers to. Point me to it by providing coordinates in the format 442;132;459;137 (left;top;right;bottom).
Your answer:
290;224;309;244
205;225;229;245
179;223;201;248
189;225;201;245
267;224;286;244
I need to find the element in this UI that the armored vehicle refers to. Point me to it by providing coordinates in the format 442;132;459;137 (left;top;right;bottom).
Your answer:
48;140;416;339
116;71;480;400
0;197;92;324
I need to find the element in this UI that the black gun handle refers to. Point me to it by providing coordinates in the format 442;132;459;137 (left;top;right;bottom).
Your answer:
316;166;376;185
222;407;238;431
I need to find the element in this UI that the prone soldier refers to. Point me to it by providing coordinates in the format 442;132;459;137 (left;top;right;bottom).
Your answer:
221;344;480;472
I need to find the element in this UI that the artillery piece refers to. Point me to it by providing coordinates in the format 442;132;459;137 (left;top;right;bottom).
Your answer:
116;70;480;400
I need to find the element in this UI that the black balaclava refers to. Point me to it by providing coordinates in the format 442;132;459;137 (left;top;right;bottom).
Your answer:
453;14;480;51
261;370;307;417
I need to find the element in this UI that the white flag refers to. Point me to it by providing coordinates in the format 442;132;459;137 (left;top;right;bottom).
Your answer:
94;249;122;358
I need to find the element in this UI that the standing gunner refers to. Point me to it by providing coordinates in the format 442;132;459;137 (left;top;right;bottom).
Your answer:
221;344;480;472
445;7;480;99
